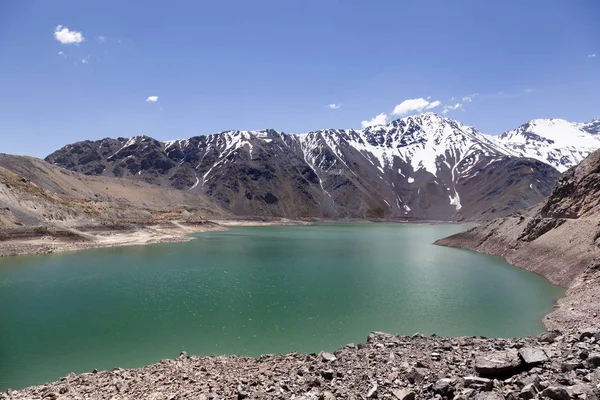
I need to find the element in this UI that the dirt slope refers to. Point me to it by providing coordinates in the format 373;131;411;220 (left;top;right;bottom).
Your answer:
0;154;231;255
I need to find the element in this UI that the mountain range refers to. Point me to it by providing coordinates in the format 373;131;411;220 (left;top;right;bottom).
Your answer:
46;113;600;221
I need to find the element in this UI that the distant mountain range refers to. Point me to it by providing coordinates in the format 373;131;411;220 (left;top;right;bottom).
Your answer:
499;118;600;172
46;113;600;221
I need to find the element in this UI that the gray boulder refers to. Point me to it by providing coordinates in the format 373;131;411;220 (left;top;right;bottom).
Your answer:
391;388;416;400
474;350;522;377
520;383;538;399
473;393;504;400
433;378;455;397
518;347;549;367
541;386;570;400
319;352;337;362
463;376;493;391
587;352;600;367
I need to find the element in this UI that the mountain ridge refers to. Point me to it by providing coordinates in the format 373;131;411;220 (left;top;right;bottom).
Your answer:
47;113;598;221
499;117;600;172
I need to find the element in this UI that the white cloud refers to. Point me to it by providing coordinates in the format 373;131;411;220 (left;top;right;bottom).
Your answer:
57;51;65;57
392;98;440;116
328;103;342;109
97;36;106;43
461;93;479;103
146;96;159;103
589;53;597;58
54;25;84;44
81;56;89;64
441;103;464;115
361;113;388;128
425;100;441;110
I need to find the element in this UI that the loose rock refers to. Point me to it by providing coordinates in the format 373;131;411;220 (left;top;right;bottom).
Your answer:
7;328;600;400
541;386;570;400
475;350;522;377
518;347;549;367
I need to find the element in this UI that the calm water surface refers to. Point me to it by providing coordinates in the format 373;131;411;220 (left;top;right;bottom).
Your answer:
0;223;563;390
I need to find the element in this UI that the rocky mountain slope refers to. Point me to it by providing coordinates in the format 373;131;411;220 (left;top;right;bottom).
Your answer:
7;330;600;400
0;154;228;229
437;148;600;331
499;118;600;172
0;154;230;256
46;113;568;221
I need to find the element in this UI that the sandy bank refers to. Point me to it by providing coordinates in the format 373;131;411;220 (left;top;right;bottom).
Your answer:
211;217;312;226
0;222;225;257
0;218;313;257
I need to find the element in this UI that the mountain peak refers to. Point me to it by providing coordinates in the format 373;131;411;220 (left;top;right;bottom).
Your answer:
498;117;600;172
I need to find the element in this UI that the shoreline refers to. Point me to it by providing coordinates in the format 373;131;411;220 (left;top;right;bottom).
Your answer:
0;217;465;258
1;220;572;331
7;329;600;399
0;222;223;258
3;219;599;398
1;219;566;328
434;216;600;333
0;218;316;258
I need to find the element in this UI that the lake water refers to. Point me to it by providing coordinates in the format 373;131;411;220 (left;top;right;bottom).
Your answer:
0;223;563;390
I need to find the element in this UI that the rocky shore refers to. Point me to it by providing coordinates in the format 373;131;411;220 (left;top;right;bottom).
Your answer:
0;221;229;257
0;218;314;257
6;329;600;400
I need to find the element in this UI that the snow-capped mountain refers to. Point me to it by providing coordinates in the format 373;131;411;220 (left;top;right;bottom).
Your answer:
498;118;600;172
46;113;581;221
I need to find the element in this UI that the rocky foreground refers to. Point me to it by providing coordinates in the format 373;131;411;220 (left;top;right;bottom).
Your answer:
6;329;600;400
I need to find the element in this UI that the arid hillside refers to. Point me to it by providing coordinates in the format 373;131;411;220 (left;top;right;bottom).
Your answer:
0;154;230;256
0;154;229;228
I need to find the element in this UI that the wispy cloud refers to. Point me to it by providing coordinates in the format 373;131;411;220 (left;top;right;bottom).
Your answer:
146;96;159;103
54;25;84;44
461;93;479;103
426;100;441;110
589;53;597;58
97;36;106;43
57;51;66;57
524;88;535;93
392;98;441;116
81;56;90;64
361;113;388;128
441;103;464;115
328;103;342;109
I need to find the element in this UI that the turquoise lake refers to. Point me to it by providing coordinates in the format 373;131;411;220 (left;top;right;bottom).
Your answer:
0;223;563;390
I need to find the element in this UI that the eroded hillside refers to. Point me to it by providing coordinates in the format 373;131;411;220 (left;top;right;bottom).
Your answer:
0;154;230;255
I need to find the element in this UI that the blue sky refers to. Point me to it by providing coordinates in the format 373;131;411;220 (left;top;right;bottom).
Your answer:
0;0;598;158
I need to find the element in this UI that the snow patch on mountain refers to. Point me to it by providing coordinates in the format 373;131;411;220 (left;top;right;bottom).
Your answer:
498;118;600;172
